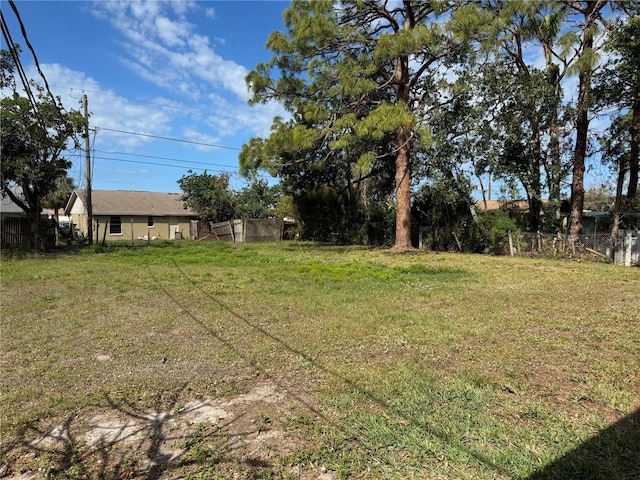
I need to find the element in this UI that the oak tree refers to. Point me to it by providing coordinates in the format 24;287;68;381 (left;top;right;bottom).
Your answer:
1;47;82;248
177;171;235;223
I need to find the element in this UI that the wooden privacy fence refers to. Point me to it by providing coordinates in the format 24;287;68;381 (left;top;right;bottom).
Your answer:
1;217;56;248
614;230;639;266
190;219;286;243
1;217;30;246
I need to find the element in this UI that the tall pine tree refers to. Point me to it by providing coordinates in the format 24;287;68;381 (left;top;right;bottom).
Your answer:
241;0;486;249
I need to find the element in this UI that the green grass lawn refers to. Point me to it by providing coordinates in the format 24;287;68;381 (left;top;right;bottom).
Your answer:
1;241;638;479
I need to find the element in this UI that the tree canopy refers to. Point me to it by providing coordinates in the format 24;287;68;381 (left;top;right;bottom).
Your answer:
178;171;236;223
1;46;83;248
178;171;281;223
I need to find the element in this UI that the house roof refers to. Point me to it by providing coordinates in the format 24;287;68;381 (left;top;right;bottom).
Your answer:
583;210;611;218
66;189;194;217
475;199;531;211
1;186;27;215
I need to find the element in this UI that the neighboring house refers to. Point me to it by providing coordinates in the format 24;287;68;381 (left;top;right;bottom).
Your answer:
1;186;28;246
474;199;532;212
65;190;195;242
43;207;70;227
1;185;55;247
1;185;26;219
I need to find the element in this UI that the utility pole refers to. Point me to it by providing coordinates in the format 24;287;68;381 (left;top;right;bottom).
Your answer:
83;94;93;245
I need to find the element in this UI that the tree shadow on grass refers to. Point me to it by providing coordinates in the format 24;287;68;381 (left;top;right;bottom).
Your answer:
527;408;640;480
3;384;275;479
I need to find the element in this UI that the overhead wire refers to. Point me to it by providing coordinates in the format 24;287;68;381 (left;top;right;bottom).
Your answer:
90;126;98;182
58;85;272;128
0;9;45;129
66;149;84;189
97;127;242;151
92;155;231;173
90;154;272;180
2;4;272;190
93;149;238;169
7;0;68;126
89;127;273;183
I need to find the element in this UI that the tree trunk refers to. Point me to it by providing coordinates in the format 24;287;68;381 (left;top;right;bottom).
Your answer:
28;208;41;250
548;124;562;221
529;124;543;232
529;193;543;233
569;63;592;238
569;0;606;239
392;42;414;250
610;155;626;247
626;96;640;210
547;62;563;225
394;127;413;250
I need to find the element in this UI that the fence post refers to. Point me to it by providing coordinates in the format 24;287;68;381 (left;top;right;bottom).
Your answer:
615;230;623;265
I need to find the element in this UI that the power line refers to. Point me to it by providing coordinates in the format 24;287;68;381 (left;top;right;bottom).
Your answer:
93;156;227;172
0;10;44;128
7;0;68;126
97;127;242;151
88;155;270;179
58;85;270;126
93;149;237;169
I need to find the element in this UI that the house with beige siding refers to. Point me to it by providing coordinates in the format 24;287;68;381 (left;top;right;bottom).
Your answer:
65;190;195;242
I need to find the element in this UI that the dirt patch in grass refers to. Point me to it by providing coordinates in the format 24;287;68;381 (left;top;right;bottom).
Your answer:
2;380;334;479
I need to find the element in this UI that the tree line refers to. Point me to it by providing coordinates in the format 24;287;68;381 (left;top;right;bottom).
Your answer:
238;0;639;250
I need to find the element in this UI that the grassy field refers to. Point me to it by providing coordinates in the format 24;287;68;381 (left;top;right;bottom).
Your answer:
1;241;638;479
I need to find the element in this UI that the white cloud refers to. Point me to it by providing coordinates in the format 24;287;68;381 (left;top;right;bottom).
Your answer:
27;63;172;149
90;0;251;101
202;91;287;139
87;0;288;143
170;0;198;16
181;127;223;152
155;16;189;48
129;0;161;21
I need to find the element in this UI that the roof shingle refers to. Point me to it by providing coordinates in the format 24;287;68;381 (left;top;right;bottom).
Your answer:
72;190;194;216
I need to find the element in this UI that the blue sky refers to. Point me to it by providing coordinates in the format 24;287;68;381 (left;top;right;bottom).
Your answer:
2;0;290;193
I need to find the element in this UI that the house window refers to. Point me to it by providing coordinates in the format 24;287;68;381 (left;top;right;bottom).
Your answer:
109;216;122;235
148;216;154;227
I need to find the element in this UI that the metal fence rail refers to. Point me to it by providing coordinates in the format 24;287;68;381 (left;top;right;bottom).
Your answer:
506;232;614;258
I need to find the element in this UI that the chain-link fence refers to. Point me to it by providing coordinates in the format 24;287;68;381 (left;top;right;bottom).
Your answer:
504;232;614;259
